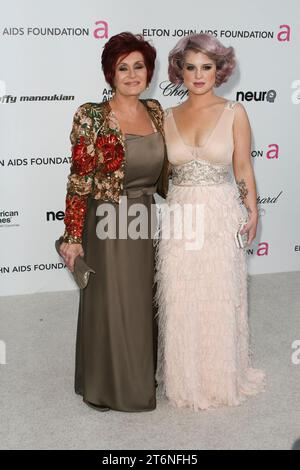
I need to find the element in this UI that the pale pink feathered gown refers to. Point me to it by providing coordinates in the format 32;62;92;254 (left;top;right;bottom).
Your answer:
155;101;266;410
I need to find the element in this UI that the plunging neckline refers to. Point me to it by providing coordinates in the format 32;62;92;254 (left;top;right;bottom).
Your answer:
171;102;228;152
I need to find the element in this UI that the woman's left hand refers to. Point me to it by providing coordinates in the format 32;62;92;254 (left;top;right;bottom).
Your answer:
240;211;258;246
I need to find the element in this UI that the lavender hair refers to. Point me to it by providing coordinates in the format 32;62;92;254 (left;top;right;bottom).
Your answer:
168;33;236;87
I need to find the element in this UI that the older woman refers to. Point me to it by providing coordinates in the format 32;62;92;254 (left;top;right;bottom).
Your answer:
155;33;266;410
59;32;168;412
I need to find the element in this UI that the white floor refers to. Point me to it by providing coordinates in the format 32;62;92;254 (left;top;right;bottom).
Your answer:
0;272;300;450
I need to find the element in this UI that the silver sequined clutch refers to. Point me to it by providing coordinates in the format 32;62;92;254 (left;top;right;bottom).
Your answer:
55;238;95;289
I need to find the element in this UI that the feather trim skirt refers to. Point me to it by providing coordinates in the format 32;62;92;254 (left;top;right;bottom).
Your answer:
154;182;266;410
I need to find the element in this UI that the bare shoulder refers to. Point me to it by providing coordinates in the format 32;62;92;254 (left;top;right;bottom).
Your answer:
231;101;250;126
233;101;245;109
231;102;251;141
230;101;247;115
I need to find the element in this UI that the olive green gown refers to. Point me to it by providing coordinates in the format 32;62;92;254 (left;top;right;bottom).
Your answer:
75;131;164;411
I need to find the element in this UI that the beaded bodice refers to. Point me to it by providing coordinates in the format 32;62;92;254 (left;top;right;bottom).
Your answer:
164;101;237;187
172;159;231;186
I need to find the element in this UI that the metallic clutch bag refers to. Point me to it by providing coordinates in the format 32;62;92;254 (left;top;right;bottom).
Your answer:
55;238;95;289
235;220;249;249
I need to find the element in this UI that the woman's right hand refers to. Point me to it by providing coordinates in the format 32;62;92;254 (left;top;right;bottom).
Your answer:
59;242;84;272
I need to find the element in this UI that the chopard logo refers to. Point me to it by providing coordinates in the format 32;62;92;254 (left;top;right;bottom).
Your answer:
257;191;283;205
159;81;188;100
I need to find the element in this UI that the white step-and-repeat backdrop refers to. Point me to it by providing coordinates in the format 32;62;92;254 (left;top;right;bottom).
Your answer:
1;0;299;295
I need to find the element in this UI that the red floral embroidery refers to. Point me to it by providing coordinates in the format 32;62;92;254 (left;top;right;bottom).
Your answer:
64;194;88;240
72;136;96;176
96;134;124;174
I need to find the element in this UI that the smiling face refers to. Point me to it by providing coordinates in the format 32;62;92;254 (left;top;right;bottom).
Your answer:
113;51;148;97
182;50;217;95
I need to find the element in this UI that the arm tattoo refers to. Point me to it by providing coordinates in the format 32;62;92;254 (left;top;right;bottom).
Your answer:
237;179;248;205
237;179;252;216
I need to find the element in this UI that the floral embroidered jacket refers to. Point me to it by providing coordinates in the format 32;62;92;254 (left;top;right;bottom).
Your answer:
62;99;169;243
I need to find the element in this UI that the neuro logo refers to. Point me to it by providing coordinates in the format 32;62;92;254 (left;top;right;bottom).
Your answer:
46;211;65;221
236;89;277;102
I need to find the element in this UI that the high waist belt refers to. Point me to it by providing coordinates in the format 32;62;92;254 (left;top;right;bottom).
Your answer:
172;159;231;186
122;185;157;198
